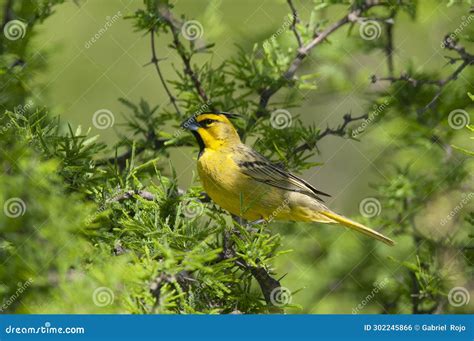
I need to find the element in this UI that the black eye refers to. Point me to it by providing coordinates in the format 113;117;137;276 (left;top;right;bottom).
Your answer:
201;119;216;127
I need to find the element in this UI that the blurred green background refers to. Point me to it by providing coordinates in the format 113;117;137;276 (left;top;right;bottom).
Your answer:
19;0;473;313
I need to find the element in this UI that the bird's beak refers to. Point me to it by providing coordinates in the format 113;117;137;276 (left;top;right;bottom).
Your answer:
181;116;200;131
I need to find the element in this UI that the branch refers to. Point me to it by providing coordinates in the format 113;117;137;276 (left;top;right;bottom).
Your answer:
249;266;283;313
294;112;369;153
220;227;284;313
149;29;181;116
96;137;192;169
254;1;382;122
287;0;302;48
1;0;13;29
371;73;441;87
108;189;156;202
156;6;210;104
384;10;396;76
372;36;474;114
419;59;470;114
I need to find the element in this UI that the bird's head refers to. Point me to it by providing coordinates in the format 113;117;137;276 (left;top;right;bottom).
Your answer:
182;112;241;154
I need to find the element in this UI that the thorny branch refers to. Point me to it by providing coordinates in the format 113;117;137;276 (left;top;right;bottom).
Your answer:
255;1;383;120
372;36;474;114
220;227;284;313
149;28;181;116
101;0;389;168
156;4;210;104
294;113;369;154
109;188;283;313
96;137;189;169
99;3;216;167
287;0;302;48
384;10;396;76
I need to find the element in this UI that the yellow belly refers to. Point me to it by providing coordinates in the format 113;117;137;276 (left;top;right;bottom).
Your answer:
197;149;289;221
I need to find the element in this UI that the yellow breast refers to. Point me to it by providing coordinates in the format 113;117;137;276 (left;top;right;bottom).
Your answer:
197;148;287;221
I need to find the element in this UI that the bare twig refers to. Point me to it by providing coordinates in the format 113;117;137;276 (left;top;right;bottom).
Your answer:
372;37;474;114
149;29;181;116
294;113;369;153
96;137;192;169
384;10;396;76
371;73;441;87
253;1;382;124
287;0;302;48
220;227;283;313
419;59;470;114
156;7;210;103
1;0;13;29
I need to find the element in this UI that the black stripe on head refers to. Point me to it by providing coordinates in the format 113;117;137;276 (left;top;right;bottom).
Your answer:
212;111;242;120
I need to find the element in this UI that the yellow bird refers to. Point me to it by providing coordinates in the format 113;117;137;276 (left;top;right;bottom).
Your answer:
183;112;394;246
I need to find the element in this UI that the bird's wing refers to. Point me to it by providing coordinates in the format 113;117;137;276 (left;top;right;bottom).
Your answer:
234;147;330;201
